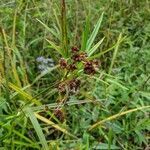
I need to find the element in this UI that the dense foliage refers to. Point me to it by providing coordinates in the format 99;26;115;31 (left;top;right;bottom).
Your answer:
0;0;150;149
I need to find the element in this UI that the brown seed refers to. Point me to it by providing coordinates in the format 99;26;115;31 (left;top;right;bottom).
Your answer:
80;52;87;60
68;64;77;71
69;79;81;92
93;60;100;68
72;53;81;62
58;82;66;93
71;46;79;53
45;106;49;111
53;109;64;122
84;61;96;75
72;52;87;62
59;58;67;69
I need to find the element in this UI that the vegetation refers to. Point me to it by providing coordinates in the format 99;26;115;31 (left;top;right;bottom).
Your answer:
0;0;150;149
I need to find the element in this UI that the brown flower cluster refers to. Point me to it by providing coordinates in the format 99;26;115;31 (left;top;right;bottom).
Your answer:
59;46;99;75
53;109;65;122
84;60;99;75
58;46;99;94
58;78;81;94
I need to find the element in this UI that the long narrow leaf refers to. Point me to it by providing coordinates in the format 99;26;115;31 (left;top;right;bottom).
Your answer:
81;16;90;51
86;12;104;51
32;65;59;85
9;82;41;105
36;19;59;40
35;113;77;139
108;33;122;74
13;130;35;145
46;39;63;56
88;37;105;56
25;108;49;150
89;105;150;130
3;140;39;149
31;99;104;112
106;78;129;90
89;36;126;60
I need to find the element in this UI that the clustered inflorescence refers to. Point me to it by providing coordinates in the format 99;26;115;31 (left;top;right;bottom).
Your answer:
57;47;99;94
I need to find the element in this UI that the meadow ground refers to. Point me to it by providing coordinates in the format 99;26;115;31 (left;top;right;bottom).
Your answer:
0;0;150;149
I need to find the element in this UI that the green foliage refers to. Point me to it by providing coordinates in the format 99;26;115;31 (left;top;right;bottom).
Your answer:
0;0;150;149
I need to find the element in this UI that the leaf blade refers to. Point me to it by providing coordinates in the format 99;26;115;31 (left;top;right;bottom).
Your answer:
35;113;77;139
25;108;49;150
86;12;104;51
88;37;105;56
89;105;150;130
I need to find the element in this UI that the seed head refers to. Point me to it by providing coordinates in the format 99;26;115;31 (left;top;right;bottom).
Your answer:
59;58;67;69
71;46;79;53
53;109;64;122
69;79;81;92
93;60;99;66
80;52;87;61
84;61;96;75
58;82;66;93
72;54;81;62
68;64;77;71
72;52;87;62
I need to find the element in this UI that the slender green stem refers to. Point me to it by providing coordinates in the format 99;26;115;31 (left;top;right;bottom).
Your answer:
61;0;68;58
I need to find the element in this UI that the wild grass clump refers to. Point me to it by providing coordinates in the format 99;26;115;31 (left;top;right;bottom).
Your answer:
0;0;150;149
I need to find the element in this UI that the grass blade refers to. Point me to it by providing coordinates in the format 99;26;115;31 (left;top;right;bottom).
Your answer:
9;82;41;105
25;108;49;150
86;12;104;51
3;140;40;149
32;65;59;85
89;105;150;130
36;18;59;40
46;39;63;56
13;130;35;145
81;16;90;51
108;33;122;74
89;36;126;60
31;99;104;112
88;37;105;56
35;113;77;139
106;78;129;90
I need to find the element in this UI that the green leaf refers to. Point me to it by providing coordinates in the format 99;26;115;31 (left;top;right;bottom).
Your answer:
32;65;59;84
13;130;35;145
25;107;49;150
86;12;104;51
89;105;150;130
135;130;147;145
36;19;59;40
106;78;129;90
3;140;40;149
0;97;8;113
89;36;126;60
35;113;77;139
93;143;120;149
81;16;90;51
108;33;122;74
46;39;63;56
88;37;105;56
139;91;150;99
8;82;41;105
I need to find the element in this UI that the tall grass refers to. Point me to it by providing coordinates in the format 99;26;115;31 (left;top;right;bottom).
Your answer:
0;0;150;149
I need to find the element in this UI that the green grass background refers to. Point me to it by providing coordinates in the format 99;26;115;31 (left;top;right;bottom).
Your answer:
0;0;150;149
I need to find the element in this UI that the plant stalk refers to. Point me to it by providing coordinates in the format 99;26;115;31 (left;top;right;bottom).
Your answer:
61;0;68;58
